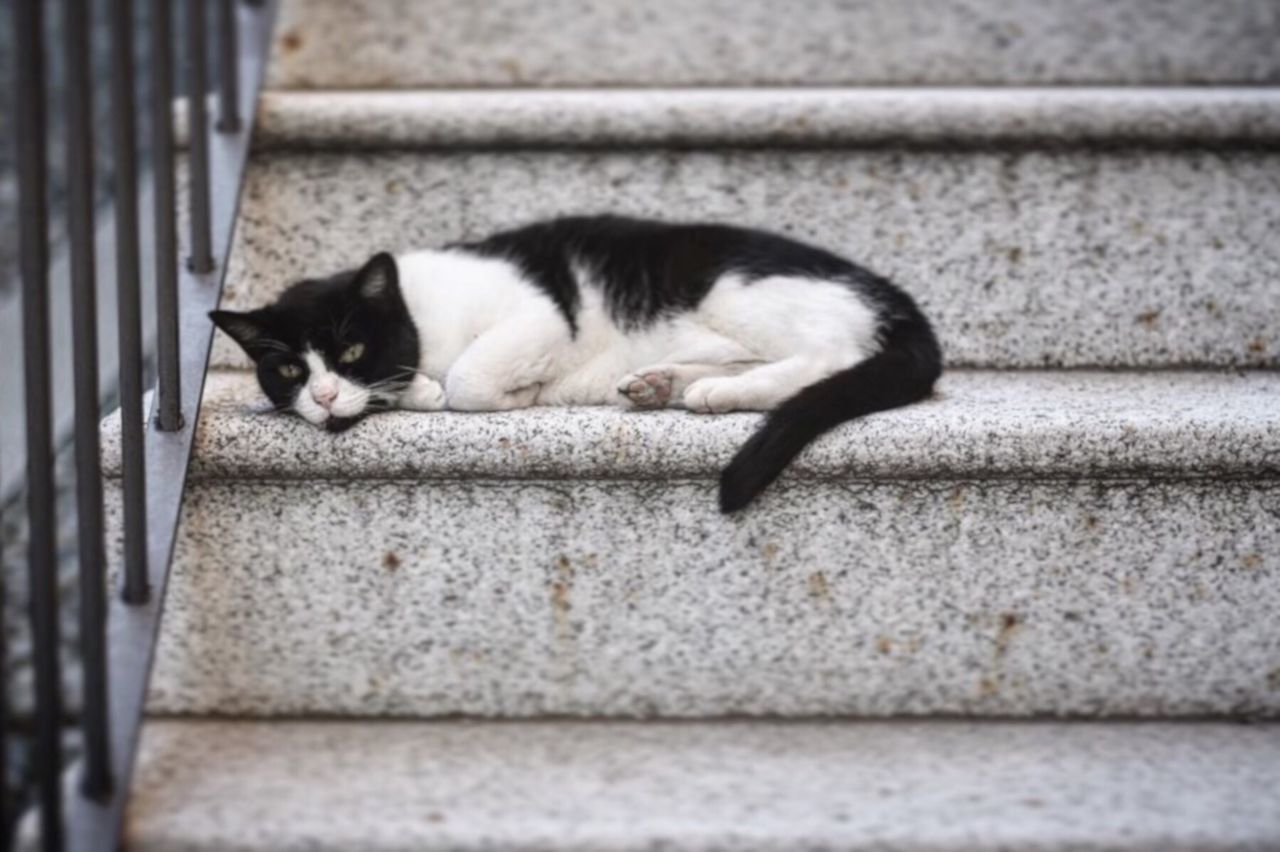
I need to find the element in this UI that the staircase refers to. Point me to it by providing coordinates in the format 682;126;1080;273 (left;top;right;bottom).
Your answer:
108;0;1280;848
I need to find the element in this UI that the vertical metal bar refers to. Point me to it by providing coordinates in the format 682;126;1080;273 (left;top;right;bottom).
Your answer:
217;0;241;132
1;523;8;852
187;0;215;272
14;0;66;845
64;0;114;802
112;0;150;605
152;0;183;431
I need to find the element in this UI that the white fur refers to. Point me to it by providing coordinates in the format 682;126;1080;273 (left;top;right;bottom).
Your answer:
294;348;373;425
386;249;882;414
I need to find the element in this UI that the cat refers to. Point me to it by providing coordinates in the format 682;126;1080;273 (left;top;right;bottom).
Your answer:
210;215;942;512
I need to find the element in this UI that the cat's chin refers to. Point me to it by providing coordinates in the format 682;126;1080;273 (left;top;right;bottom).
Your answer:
323;414;364;433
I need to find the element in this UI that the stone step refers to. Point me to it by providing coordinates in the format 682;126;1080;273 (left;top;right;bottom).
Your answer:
214;88;1280;370
102;368;1280;717
267;0;1280;88
127;718;1280;851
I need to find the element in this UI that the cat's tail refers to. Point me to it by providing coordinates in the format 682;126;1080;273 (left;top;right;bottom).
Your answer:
718;311;942;513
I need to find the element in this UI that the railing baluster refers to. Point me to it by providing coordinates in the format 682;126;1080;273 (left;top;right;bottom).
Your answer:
112;0;150;606
14;0;66;846
187;0;215;272
217;0;241;132
14;0;277;839
64;0;114;802
1;555;8;848
152;0;184;432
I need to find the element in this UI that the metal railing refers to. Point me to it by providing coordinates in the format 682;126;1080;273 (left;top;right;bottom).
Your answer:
8;1;277;848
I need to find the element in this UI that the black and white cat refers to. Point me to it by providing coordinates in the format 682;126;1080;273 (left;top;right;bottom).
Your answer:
211;215;941;511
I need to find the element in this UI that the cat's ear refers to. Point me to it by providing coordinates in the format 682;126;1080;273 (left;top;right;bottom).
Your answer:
353;252;400;303
209;309;276;361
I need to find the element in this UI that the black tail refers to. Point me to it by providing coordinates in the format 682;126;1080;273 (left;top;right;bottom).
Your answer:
719;314;942;513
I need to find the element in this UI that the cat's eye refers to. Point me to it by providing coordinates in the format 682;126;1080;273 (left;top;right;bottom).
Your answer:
278;363;302;380
339;342;365;364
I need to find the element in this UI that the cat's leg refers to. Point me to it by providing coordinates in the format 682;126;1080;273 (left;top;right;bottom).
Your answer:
615;329;760;410
683;355;855;413
616;362;754;410
445;316;567;411
398;374;447;411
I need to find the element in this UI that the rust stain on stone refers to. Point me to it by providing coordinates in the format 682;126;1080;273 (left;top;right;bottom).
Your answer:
552;555;574;637
876;636;893;655
807;571;831;602
1135;309;1161;328
1246;337;1268;355
995;612;1020;657
279;30;303;52
499;58;524;81
382;551;401;572
1242;552;1263;570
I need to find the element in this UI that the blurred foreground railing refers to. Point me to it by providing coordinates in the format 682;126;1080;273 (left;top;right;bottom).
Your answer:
8;1;278;848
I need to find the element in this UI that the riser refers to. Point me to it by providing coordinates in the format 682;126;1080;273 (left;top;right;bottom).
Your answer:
104;368;1280;718
268;0;1280;88
116;476;1280;718
214;145;1280;370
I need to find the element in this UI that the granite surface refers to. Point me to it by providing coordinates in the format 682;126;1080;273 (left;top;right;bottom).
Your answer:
127;719;1280;850
252;88;1280;149
267;0;1280;88
117;472;1280;717
210;147;1280;369
103;369;1280;482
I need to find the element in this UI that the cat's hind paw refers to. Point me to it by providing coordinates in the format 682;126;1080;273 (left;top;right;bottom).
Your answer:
682;376;740;413
616;369;674;410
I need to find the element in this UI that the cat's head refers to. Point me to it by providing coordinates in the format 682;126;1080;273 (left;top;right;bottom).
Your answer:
210;253;419;432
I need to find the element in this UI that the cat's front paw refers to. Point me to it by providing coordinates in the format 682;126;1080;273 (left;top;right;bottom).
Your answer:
616;369;674;409
400;374;447;411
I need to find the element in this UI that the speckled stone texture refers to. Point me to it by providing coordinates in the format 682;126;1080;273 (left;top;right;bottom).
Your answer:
267;0;1280;88
127;719;1280;851
105;370;1280;482
101;370;1280;717
210;145;1280;370
252;89;1280;149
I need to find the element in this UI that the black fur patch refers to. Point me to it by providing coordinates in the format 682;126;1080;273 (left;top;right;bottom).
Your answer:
455;215;910;331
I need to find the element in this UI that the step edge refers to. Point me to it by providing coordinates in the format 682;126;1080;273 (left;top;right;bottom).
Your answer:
237;87;1280;150
100;368;1280;482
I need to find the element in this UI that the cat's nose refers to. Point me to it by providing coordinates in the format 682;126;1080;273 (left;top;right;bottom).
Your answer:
311;381;339;409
